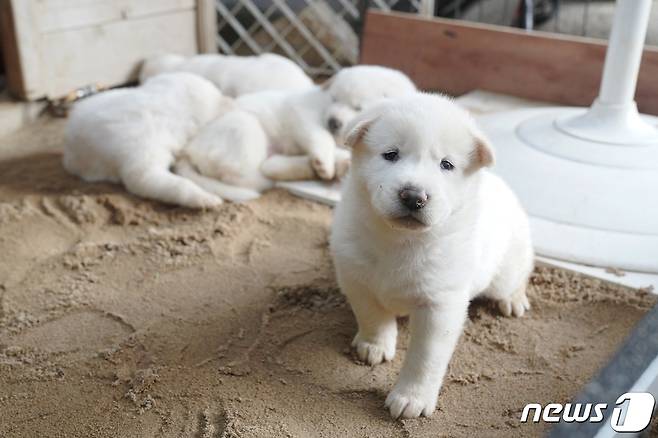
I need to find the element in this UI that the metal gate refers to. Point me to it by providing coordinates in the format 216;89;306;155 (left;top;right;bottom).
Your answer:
215;0;658;77
215;0;432;76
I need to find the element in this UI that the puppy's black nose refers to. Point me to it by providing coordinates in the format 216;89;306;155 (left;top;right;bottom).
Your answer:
328;117;342;133
399;187;428;211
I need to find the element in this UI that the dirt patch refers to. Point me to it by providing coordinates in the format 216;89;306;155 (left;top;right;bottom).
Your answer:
0;120;655;437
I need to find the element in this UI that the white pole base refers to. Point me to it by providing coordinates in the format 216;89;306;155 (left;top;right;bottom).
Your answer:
555;100;658;146
477;107;658;273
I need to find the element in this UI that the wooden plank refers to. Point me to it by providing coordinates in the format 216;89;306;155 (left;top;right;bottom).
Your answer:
2;0;42;99
35;0;195;33
1;0;204;100
0;0;26;98
196;0;218;54
360;10;658;116
41;10;198;98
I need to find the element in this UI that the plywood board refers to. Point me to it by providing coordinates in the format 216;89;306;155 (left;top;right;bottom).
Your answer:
360;10;658;116
41;11;198;98
35;0;195;33
0;0;203;100
0;0;40;98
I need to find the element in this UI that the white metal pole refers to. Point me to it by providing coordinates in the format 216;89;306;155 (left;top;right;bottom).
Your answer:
420;0;435;18
474;0;658;273
555;0;658;145
597;0;652;106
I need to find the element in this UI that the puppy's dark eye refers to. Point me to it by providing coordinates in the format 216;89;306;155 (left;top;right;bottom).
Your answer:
382;149;399;162
440;159;454;171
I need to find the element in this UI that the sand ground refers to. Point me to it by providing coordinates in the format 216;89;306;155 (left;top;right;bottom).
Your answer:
0;118;656;437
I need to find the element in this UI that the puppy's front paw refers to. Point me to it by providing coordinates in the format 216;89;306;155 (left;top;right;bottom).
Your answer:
311;157;335;180
497;289;530;317
351;333;395;365
385;384;437;419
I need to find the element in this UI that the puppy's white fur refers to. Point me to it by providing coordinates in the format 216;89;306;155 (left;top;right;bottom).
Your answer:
175;109;273;196
330;94;533;419
139;53;313;96
188;65;417;188
64;73;257;208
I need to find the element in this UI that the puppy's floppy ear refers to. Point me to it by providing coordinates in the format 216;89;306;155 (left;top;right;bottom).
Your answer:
344;112;377;149
467;127;495;171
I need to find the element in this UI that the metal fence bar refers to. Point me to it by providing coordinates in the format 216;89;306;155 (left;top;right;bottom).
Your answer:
524;0;534;30
214;0;420;76
269;0;342;71
215;0;264;54
409;0;422;12
213;0;620;77
216;34;235;55
502;0;510;25
335;0;360;19
582;0;591;36
554;0;561;32
241;2;276;41
371;0;392;12
419;0;435;17
238;0;313;70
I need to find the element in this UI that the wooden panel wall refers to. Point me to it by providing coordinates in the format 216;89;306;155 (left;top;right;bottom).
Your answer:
360;10;658;116
34;0;195;33
0;0;213;100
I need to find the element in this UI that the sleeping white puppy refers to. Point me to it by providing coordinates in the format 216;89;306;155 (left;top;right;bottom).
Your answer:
182;65;418;188
64;72;260;208
322;65;417;138
330;93;534;419
139;52;313;96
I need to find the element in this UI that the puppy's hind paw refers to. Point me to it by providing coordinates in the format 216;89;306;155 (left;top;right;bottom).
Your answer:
497;290;530;318
351;335;395;366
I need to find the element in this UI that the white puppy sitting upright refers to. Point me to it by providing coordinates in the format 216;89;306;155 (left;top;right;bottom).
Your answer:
330;94;533;419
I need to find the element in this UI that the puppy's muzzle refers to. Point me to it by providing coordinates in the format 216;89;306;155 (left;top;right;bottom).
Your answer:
328;117;342;134
399;186;428;211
